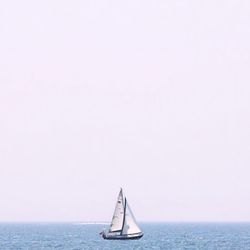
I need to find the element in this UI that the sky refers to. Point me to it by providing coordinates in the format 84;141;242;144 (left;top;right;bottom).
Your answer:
0;0;250;222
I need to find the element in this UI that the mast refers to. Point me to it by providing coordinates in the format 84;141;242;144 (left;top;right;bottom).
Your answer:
120;198;127;235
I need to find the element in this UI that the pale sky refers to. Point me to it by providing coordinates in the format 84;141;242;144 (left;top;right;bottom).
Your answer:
0;0;250;222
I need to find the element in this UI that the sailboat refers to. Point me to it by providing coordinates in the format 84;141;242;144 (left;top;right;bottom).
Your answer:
100;188;143;240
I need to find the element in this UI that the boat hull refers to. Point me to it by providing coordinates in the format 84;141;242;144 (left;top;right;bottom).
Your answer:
101;232;143;240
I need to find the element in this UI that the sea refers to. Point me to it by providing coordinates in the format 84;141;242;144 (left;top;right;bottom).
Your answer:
0;223;250;250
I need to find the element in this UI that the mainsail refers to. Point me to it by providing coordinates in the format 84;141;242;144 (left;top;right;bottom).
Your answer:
122;198;142;235
109;189;124;232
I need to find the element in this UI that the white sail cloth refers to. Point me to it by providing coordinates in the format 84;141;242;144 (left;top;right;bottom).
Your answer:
109;189;124;232
122;199;142;235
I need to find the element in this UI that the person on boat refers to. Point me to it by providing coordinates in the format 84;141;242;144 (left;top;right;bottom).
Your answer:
99;230;106;238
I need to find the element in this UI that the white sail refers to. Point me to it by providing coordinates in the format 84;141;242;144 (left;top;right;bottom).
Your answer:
122;199;142;235
109;189;124;232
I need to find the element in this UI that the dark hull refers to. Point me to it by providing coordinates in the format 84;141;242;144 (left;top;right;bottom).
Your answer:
102;233;143;240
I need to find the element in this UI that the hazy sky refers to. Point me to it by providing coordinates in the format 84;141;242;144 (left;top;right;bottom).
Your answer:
0;0;250;222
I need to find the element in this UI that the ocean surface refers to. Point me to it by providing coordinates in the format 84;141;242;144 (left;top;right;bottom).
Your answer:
0;223;250;250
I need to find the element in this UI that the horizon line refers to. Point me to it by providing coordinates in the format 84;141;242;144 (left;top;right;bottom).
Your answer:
1;220;250;224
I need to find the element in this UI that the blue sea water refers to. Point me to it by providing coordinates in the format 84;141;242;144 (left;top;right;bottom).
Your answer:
0;223;250;250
